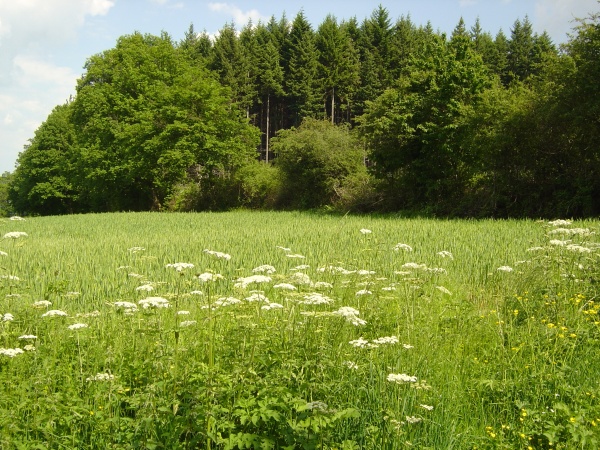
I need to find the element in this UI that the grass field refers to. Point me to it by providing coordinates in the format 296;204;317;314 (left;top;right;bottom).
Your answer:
1;211;599;449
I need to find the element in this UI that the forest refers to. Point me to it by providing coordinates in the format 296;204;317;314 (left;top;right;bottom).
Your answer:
3;5;600;218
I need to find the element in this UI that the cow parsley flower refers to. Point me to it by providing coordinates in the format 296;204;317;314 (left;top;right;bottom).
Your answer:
548;219;572;227
401;262;427;270
349;337;378;348
382;286;396;291
549;240;569;246
276;246;292;252
290;264;310;271
128;247;145;253
420;404;434;411
9;216;25;221
198;272;223;282
18;334;37;340
23;344;35;352
261;302;283;310
203;249;231;260
356;289;372;296
387;373;417;383
0;348;25;357
136;284;154;291
190;290;203;295
2;313;14;322
274;283;296;290
166;262;194;272
300;292;333;305
245;293;269;302
313;281;333;289
332;307;366;326
177;310;190;315
405;416;422;424
114;301;138;311
68;323;88;330
180;320;197;327
235;275;272;288
0;251;7;256
41;310;68;318
393;243;413;252
3;231;28;239
343;361;359;370
32;300;52;308
497;266;514;272
290;272;311;285
214;297;241;307
566;244;592;253
360;228;372;234
286;254;306;259
86;373;115;382
138;297;170;309
357;270;375;276
372;336;399;345
402;344;414;349
437;250;454;259
252;265;276;274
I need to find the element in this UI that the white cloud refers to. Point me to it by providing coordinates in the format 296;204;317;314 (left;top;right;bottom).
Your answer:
534;0;598;41
0;0;115;172
208;2;267;26
459;0;478;7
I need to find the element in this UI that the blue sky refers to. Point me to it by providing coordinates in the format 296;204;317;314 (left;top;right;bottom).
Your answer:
1;0;598;174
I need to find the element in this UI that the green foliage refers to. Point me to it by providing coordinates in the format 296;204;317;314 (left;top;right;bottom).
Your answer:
234;161;284;209
272;118;368;209
0;172;14;217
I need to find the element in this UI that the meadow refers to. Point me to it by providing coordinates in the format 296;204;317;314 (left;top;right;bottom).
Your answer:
0;211;599;449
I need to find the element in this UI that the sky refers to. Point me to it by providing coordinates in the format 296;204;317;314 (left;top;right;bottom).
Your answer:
0;0;598;174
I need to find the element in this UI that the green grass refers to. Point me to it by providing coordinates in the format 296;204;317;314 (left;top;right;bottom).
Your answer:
0;212;599;449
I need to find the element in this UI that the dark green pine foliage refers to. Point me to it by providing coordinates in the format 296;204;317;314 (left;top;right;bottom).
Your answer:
492;29;510;83
254;23;285;162
316;15;360;124
179;23;212;63
507;17;536;82
285;11;322;127
238;21;260;122
10;103;78;215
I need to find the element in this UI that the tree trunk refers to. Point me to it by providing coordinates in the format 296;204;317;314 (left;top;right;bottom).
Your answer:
331;87;335;125
266;93;270;163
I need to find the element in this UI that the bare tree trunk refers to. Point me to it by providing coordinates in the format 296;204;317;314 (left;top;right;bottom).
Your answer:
331;87;335;125
265;93;270;163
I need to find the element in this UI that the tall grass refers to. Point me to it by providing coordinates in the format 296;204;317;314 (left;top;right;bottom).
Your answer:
0;212;598;449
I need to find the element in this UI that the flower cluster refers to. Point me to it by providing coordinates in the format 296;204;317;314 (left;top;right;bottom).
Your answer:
393;243;413;252
252;265;276;274
0;348;25;357
203;249;231;260
138;297;170;309
86;373;115;382
166;262;194;272
3;231;28;239
387;373;418;383
332;307;366;326
300;292;333;305
235;275;272;288
41;310;68;318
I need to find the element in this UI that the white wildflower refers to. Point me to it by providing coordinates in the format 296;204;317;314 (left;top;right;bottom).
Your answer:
203;249;231;260
497;266;514;272
394;271;412;276
235;275;272;289
245;293;269;302
527;246;545;252
405;416;422;424
190;290;203;295
23;344;35;352
437;250;454;259
138;297;170;309
300;292;333;305
77;311;100;318
401;262;427;270
41;310;68;318
276;246;292;252
436;286;452;295
332;306;367;326
349;337;373;348
305;401;329;412
548;227;591;236
360;228;372;234
177;310;190;315
355;289;372;296
372;336;399;345
357;269;375;276
274;283;297;290
0;251;7;256
2;313;14;322
32;300;52;308
261;303;284;310
312;281;333;289
180;320;197;327
68;323;88;330
127;247;145;253
317;265;356;275
252;265;276;274
136;284;154;291
0;348;25;357
128;273;144;279
343;361;359;370
393;243;413;252
420;404;434;411
286;254;306;259
290;272;311;285
1;275;20;281
566;244;592;253
65;291;80;297
548;219;572;227
86;373;115;382
9;216;25;221
18;335;37;340
387;373;418;383
549;240;569;246
402;344;414;349
197;272;223;282
382;286;396;291
114;301;138;311
3;231;28;239
166;262;195;272
214;297;241;307
290;264;310;271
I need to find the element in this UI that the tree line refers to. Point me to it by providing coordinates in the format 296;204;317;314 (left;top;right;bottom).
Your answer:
5;5;600;217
